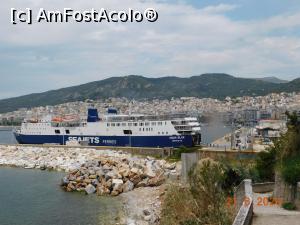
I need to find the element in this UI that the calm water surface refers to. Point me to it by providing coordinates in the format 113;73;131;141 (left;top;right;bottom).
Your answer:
0;129;122;225
0;167;122;225
201;123;231;144
0;128;17;144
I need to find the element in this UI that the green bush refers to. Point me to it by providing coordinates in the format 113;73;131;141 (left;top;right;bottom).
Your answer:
282;202;296;210
221;159;260;193
281;156;300;185
222;166;243;195
255;146;276;182
248;166;261;183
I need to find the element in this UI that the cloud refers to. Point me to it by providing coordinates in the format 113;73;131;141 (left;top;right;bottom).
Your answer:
250;12;300;33
0;0;300;98
201;3;238;14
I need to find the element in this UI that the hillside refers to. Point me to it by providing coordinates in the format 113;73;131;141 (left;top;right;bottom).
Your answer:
255;76;289;84
0;74;299;113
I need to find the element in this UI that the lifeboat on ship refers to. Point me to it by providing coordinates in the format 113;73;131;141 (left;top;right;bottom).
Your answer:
51;117;63;123
52;115;79;123
62;115;79;122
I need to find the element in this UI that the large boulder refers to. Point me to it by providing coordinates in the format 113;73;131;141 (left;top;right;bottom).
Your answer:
96;168;105;177
148;173;165;187
119;168;130;178
130;174;142;186
85;184;96;194
144;162;156;178
106;171;117;180
83;178;92;184
102;179;112;190
80;168;88;175
130;167;140;174
136;178;149;188
112;179;124;193
68;174;77;181
75;176;84;183
66;182;76;192
75;170;81;177
88;169;96;175
164;162;176;170
61;177;69;186
111;190;120;196
89;174;97;179
103;164;112;171
123;180;134;193
91;179;99;186
96;185;110;196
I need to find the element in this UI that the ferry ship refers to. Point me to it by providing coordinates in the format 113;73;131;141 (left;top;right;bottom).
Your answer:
14;108;201;148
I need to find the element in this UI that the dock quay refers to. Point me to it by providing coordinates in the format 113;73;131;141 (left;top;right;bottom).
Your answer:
0;143;175;158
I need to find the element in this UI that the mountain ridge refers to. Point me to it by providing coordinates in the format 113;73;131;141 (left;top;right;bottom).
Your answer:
255;76;289;84
0;73;299;113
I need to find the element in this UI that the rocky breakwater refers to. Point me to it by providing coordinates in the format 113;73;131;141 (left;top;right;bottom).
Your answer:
0;145;107;171
61;155;172;196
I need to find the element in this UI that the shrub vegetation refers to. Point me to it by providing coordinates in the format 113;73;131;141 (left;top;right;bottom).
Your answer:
160;158;234;225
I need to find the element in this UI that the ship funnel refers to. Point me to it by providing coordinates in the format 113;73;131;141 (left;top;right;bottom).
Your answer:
87;108;100;122
107;108;118;114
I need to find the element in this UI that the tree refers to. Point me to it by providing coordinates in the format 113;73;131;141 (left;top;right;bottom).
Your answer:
279;111;300;184
254;111;300;184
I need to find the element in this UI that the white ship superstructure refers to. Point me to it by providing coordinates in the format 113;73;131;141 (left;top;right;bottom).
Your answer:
14;108;201;147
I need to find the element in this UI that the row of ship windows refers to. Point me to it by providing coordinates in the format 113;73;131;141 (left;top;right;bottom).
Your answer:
23;131;170;135
24;124;50;127
137;127;168;134
22;129;70;134
123;129;169;135
23;128;48;131
107;121;166;127
139;127;153;132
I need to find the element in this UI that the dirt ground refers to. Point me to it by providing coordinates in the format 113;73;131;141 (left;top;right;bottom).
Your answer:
120;186;163;225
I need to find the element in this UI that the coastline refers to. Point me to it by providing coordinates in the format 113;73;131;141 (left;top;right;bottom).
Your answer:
0;126;18;130
0;145;177;225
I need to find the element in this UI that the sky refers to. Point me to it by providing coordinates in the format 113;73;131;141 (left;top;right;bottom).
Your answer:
1;0;300;99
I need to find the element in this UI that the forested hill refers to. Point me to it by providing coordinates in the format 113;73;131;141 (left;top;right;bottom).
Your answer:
0;73;299;113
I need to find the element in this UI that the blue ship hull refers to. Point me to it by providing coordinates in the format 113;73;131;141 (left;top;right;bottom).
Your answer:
14;133;194;148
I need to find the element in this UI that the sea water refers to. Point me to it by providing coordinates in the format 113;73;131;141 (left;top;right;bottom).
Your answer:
0;167;123;225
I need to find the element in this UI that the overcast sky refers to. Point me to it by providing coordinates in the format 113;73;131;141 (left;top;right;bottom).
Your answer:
1;0;300;99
